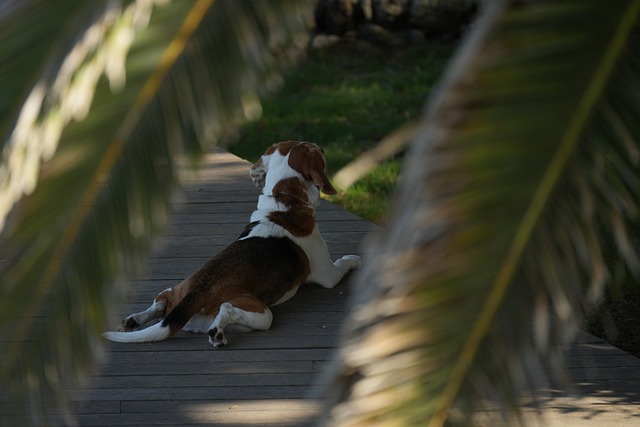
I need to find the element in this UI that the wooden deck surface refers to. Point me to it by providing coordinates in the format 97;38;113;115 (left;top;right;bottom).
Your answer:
75;148;376;426
6;148;639;426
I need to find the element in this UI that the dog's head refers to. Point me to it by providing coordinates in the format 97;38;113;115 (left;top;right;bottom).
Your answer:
250;141;337;196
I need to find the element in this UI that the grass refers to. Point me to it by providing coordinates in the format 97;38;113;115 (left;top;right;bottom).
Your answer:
228;39;453;223
228;38;640;358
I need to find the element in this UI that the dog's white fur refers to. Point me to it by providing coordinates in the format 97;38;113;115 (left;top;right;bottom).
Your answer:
103;141;361;347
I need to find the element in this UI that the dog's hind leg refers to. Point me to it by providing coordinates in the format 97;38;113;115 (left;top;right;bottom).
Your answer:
206;295;273;348
119;289;170;331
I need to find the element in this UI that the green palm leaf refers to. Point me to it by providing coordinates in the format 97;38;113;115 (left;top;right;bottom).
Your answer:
0;0;312;424
324;1;640;425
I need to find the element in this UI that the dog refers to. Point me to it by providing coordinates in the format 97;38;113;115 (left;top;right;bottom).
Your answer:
103;141;361;347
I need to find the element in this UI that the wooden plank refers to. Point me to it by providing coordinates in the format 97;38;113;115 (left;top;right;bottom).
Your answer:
564;353;640;368
75;385;317;402
76;409;317;427
100;348;335;364
100;333;343;353
117;399;319;415
567;366;640;381
96;361;314;377
87;372;319;389
179;190;260;203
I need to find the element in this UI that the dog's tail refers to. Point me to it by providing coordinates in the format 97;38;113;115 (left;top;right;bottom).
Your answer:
103;321;171;343
103;292;205;343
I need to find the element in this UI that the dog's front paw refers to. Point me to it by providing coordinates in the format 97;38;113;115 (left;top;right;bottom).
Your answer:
337;255;361;271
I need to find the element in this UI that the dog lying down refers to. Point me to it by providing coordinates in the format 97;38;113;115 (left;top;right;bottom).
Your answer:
103;141;361;347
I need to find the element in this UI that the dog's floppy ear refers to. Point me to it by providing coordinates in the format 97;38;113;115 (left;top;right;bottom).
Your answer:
289;143;337;195
309;155;337;195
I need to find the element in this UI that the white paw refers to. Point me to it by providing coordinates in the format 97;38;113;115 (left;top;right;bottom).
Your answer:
336;255;361;271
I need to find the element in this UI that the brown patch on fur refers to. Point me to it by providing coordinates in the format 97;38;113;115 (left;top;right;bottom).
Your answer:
269;140;299;156
287;143;337;195
268;211;316;238
269;178;316;237
272;177;310;206
158;236;310;335
154;284;190;315
226;294;268;313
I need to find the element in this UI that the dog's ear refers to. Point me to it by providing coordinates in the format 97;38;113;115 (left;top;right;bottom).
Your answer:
309;155;337;195
289;143;337;195
250;158;266;189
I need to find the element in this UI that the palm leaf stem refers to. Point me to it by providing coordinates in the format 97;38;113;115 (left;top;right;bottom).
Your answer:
428;2;640;426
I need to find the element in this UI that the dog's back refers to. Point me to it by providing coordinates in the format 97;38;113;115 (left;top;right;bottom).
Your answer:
104;232;310;342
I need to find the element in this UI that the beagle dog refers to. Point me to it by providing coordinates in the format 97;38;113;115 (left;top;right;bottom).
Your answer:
103;141;361;347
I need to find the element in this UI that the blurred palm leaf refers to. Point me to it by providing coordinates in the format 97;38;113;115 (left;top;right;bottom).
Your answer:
324;1;640;426
0;0;312;424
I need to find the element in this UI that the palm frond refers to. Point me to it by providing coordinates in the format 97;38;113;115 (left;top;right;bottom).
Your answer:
0;0;154;231
0;0;313;424
324;1;640;426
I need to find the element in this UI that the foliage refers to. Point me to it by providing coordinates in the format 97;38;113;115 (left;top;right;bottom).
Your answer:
230;40;453;222
323;1;640;426
333;158;401;223
229;41;452;222
0;0;312;424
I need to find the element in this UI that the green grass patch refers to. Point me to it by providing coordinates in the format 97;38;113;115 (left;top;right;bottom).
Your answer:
228;40;453;222
328;158;402;223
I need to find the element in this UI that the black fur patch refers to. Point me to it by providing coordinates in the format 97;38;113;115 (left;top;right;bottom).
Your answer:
238;221;260;239
208;236;311;305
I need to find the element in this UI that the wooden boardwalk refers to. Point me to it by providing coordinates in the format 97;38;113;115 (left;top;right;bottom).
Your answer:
74;148;377;426
10;148;639;426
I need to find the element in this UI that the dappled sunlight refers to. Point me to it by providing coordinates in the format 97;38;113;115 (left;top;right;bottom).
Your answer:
0;0;162;232
183;399;321;425
519;392;640;426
